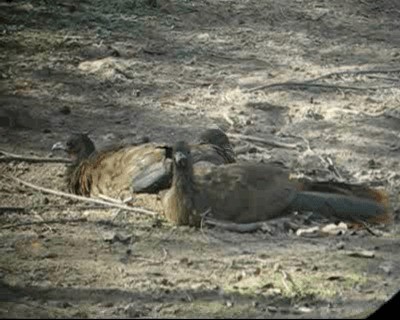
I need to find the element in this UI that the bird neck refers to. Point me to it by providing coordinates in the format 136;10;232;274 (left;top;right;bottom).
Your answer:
77;143;95;163
173;163;196;197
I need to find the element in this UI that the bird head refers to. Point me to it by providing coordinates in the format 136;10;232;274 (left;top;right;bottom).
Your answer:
52;133;95;163
173;141;192;169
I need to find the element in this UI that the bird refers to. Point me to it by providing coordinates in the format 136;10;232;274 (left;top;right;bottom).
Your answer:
51;129;235;199
162;140;393;227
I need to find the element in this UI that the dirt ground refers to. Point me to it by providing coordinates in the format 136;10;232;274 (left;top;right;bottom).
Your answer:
1;0;400;318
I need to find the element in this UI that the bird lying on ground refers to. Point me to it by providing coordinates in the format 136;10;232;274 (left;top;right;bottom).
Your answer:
51;129;235;199
162;140;393;227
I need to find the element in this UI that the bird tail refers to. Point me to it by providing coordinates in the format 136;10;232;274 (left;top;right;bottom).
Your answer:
289;181;392;225
299;180;387;203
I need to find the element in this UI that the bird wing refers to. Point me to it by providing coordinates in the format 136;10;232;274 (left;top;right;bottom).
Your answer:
87;143;171;198
193;163;298;224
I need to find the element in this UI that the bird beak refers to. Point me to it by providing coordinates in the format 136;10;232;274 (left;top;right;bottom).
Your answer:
51;141;67;152
174;151;187;167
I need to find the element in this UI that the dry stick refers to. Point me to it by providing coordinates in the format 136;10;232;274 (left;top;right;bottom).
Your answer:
0;204;115;214
0;207;27;213
247;67;400;93
228;133;299;149
3;175;157;216
366;75;400;82
246;82;395;93
0;150;71;164
1;218;88;230
205;218;265;233
305;67;400;84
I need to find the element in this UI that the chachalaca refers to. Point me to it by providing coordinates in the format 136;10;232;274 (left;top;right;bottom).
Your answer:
162;141;393;227
52;129;235;199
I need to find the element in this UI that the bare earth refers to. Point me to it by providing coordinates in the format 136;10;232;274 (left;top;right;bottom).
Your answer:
1;0;400;318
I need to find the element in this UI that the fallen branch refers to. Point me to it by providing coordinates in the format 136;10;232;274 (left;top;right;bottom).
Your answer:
306;67;400;83
0;150;71;164
205;218;265;233
3;175;157;217
366;75;400;82
1;218;88;230
0;207;27;213
246;82;395;93
0;204;115;215
228;133;299;149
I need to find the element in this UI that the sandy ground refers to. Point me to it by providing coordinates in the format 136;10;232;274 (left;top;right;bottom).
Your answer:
1;0;400;318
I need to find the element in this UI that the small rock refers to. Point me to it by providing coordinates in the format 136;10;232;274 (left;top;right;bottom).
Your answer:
346;250;375;259
298;306;313;313
327;275;345;281
225;300;234;308
321;222;347;235
102;231;132;244
378;262;393;274
267;306;277;313
42;128;52;134
248;147;258;153
335;241;346;250
42;252;58;259
59;106;71;115
197;33;210;42
179;257;192;266
296;226;320;237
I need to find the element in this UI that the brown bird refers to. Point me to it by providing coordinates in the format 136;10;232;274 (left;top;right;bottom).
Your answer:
52;129;235;199
162;141;393;227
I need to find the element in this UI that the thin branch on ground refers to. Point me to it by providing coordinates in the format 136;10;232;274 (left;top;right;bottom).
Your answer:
246;82;395;93
246;67;400;93
200;208;212;242
3;175;157;217
228;133;299;149
366;75;400;82
1;218;88;230
0;204;110;214
306;67;400;83
0;206;27;212
0;150;71;164
205;218;265;233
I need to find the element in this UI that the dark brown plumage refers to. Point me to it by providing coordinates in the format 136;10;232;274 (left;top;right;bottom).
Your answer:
162;141;393;227
52;129;235;199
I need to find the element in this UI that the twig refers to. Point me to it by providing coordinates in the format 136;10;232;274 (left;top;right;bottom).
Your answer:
0;207;27;213
97;194;124;204
228;133;299;149
0;150;71;164
306;67;400;84
1;218;88;230
366;75;400;82
200;208;212;242
222;112;235;129
246;82;395;93
205;218;265;233
3;175;157;217
0;204;109;214
280;271;291;292
324;156;343;180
